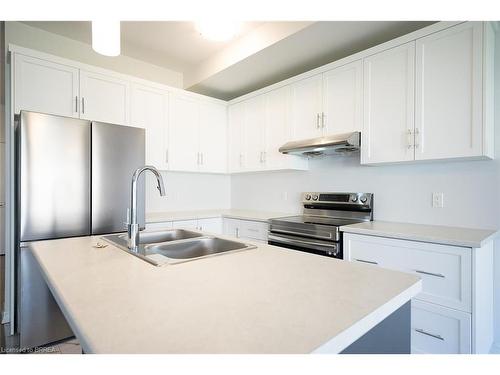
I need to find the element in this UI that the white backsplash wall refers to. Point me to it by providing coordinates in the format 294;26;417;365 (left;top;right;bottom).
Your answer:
145;172;231;212
231;156;500;229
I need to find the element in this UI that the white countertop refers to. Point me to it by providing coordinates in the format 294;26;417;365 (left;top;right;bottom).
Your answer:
30;233;421;354
341;221;499;248
146;209;293;223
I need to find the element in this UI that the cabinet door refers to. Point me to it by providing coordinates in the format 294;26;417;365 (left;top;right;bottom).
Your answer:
322;60;362;134
14;54;79;118
264;86;291;169
415;22;483;160
198;218;223;234
198;101;227;173
130;84;169;170
362;42;415;164
289;74;323;140
223;218;240;238
228;103;245;172
168;94;200;172
171;219;199;230
80;70;129;125
242;95;266;171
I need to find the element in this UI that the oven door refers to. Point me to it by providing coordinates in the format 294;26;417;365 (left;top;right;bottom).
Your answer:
268;233;342;259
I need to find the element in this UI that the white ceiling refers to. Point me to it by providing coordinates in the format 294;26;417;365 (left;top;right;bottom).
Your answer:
23;21;435;100
22;21;264;72
188;21;435;99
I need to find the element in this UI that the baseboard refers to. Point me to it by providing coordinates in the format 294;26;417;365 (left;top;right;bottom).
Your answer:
489;342;500;354
1;310;9;324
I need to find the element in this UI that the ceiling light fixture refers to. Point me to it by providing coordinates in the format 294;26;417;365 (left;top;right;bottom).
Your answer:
92;21;121;57
195;20;242;42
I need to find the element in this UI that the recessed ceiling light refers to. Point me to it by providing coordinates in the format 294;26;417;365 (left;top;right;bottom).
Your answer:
92;21;121;57
195;21;242;42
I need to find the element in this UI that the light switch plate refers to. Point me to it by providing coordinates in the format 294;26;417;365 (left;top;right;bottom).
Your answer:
432;192;444;208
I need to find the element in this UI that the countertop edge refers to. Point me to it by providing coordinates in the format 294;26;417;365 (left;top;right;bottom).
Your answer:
312;279;422;353
340;225;499;249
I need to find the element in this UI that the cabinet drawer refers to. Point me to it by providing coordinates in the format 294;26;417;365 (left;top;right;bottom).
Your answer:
345;234;471;312
411;300;471;354
239;221;268;241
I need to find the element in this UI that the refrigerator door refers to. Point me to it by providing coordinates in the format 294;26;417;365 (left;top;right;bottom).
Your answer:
19;111;91;241
91;122;145;234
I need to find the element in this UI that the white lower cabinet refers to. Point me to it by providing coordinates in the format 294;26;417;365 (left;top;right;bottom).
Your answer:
146;218;223;235
145;221;173;231
344;232;493;354
197;218;223;234
411;300;471;354
223;218;268;243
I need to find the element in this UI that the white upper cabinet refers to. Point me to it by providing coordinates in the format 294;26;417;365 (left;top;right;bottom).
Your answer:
264;86;291;169
198;101;227;173
168;93;200;172
130;84;169;170
169;93;228;173
14;54;79;118
289;74;323;140
228;102;245;172
79;70;130;125
243;95;266;171
322;60;362;134
362;42;416;164
415;22;484;160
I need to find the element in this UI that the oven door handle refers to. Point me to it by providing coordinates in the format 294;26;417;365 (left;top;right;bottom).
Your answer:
269;227;333;240
268;234;337;249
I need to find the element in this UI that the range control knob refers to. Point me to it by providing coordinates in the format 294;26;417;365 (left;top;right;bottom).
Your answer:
360;195;368;203
305;194;312;200
351;196;358;202
312;195;319;201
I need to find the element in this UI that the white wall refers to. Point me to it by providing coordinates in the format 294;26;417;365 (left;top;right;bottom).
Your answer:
145;172;231;212
4;22;183;88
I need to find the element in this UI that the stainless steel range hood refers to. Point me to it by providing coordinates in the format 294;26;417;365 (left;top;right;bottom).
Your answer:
279;131;361;157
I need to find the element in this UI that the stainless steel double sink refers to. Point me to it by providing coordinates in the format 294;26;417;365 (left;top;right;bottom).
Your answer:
101;229;256;266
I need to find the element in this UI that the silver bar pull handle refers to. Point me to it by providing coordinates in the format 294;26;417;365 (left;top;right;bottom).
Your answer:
235;228;240;238
355;258;378;265
414;128;420;148
321;112;325;128
316;113;320;129
201;152;204;165
239;153;243;167
415;269;445;278
263;151;266;163
75;96;78;112
407;129;413;149
165;149;169;164
415;328;444;341
81;97;85;114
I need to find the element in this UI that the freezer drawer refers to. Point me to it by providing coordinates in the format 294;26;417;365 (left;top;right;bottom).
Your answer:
19;245;74;349
91;122;145;234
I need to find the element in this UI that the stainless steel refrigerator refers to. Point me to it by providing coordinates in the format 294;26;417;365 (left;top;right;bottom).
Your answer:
16;111;145;349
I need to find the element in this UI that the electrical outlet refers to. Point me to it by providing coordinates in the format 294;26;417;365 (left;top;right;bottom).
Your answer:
432;192;444;208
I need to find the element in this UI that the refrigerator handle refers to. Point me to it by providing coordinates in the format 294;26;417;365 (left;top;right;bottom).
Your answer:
81;97;85;114
75;96;78;113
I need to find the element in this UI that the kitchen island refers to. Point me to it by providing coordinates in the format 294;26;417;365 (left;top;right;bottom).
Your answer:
29;233;421;354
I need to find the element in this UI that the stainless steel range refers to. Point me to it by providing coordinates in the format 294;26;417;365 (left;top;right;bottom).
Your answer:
268;192;373;259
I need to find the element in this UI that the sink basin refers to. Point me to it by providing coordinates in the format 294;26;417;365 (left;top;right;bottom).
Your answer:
102;229;203;249
101;229;256;266
146;237;255;260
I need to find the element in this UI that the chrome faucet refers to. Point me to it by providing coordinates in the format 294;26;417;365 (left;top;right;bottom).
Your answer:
127;166;166;250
